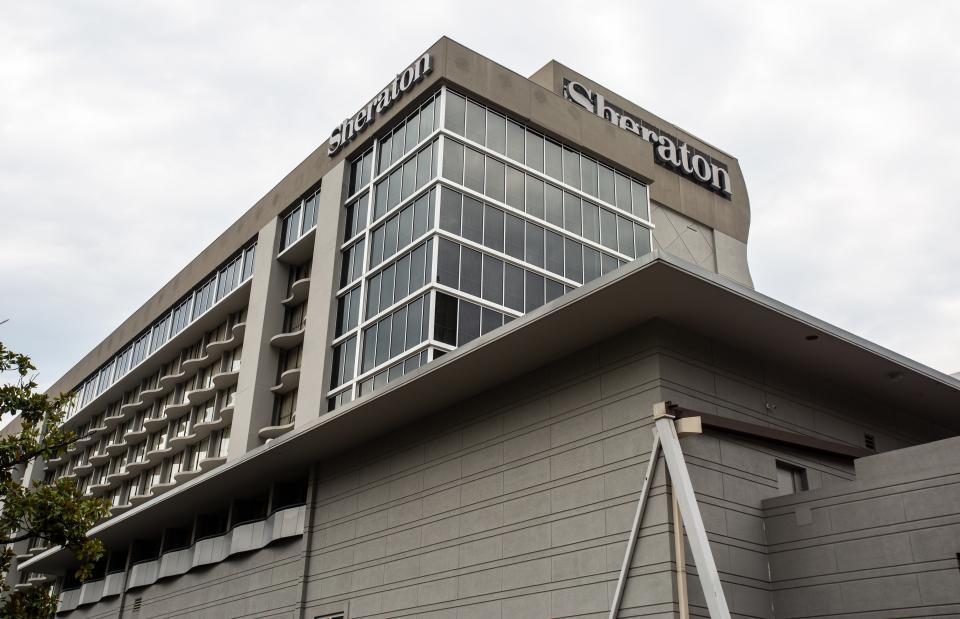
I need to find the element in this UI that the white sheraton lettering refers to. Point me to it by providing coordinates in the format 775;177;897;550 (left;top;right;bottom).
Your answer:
564;79;732;198
328;54;433;156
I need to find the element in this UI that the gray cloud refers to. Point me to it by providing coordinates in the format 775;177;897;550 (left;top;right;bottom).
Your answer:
1;0;958;390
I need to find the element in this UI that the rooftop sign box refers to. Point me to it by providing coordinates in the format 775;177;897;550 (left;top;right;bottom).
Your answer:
328;54;433;156
563;79;733;198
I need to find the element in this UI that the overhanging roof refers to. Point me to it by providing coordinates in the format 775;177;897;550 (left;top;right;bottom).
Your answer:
23;251;960;572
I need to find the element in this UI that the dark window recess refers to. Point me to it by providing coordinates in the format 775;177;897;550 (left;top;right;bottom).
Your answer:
434;292;458;345
62;572;82;591
864;433;876;451
775;461;809;496
195;512;229;540
89;556;107;581
130;538;161;565
273;477;308;512
162;527;191;553
106;549;128;574
232;495;269;527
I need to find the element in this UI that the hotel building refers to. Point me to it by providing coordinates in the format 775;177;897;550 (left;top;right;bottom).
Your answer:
9;38;960;618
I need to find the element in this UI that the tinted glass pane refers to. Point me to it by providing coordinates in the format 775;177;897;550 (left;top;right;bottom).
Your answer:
398;205;414;249
525;271;544;311
525;176;544;218
395;254;411;300
504;213;524;260
462;196;484;243
419;97;435;138
442;139;464;184
485;157;505;202
545;230;564;276
390;307;407;357
362;324;377;372
595;164;614;204
525;131;544;172
504;263;524;311
505;166;524;209
387;169;401;210
487;111;506;154
413;195;429;238
366;274;381;317
410;243;426;291
464;147;485;193
618;216;636;258
374;179;388;220
581;158;599;197
565;239;583;283
562;148;580;188
416;146;432;188
601;253;619;275
484;206;504;252
461;246;482;296
544;184;563;227
434;292;458;344
375;317;391;366
370;227;385;268
437;238;460;288
466;100;486;144
481;308;503;335
404;113;419;153
482;255;503;304
544;140;562;181
636;226;652;256
391;127;405;165
631;180;649;219
406;297;424;347
545;278;564;303
385;215;399;257
563;192;582;235
458;301;481;345
525;223;544;267
506;120;524;162
439;187;461;234
583;246;601;283
600;208;618;251
380;263;395;307
445;92;466;135
615;173;631;212
582;202;600;243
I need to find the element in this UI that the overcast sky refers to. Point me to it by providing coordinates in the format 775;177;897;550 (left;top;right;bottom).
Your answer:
1;1;959;391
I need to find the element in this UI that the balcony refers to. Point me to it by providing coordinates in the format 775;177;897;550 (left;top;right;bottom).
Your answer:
258;422;295;441
142;415;168;433
161;400;192;419
145;445;172;463
231;320;246;341
282;278;311;307
269;327;305;351
270;368;300;395
185;384;217;405
103;409;127;430
158;367;187;389
87;480;111;494
88;451;111;466
118;397;146;416
198;456;226;473
149;481;177;497
211;369;240;390
138;382;169;406
181;351;210;372
128;490;151;507
125;425;149;443
72;461;93;476
167;432;197;450
173;468;202;484
125;459;151;475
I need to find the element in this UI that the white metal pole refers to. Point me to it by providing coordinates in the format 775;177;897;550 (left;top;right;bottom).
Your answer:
655;414;731;619
607;432;661;619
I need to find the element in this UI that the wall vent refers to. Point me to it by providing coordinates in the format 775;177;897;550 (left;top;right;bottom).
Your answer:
864;433;876;451
132;597;142;612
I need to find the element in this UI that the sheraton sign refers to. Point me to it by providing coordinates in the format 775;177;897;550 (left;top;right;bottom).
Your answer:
563;79;733;198
328;54;433;156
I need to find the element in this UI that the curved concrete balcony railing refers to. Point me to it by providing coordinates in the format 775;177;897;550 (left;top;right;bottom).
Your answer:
124;504;305;593
45;452;68;466
162;401;192;419
205;334;238;358
128;491;151;507
119;397;147;416
185;384;217;405
167;432;196;450
192;416;225;439
72;462;94;476
105;441;127;456
158;368;187;389
270;368;300;395
211;369;239;390
173;468;202;484
104;470;130;486
138;383;169;406
282;278;311;307
269;327;305;350
125;426;149;443
145;446;173;464
125;459;151;475
88;452;111;466
231;321;246;340
149;481;177;497
257;422;295;441
88;420;109;435
142;416;168;434
181;353;210;373
58;587;82;612
103;410;128;430
61;472;77;482
75;432;98;447
219;406;234;424
198;456;226;473
108;502;133;517
88;480;111;494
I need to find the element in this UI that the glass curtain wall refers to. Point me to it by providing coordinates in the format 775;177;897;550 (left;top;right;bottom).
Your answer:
328;87;652;410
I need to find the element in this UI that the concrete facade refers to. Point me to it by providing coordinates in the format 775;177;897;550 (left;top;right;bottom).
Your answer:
8;36;960;619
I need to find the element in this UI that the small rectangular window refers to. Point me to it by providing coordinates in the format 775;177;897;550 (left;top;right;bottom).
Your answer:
775;461;809;496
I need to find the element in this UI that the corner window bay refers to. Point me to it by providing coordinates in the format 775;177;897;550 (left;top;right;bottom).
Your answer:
327;87;652;410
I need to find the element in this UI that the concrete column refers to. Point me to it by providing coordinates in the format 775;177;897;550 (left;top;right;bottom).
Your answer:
229;219;286;460
296;161;347;428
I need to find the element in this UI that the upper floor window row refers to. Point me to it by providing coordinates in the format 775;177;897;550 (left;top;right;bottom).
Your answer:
66;243;257;419
279;185;320;253
443;90;650;220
